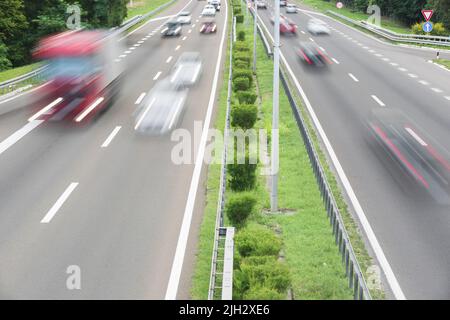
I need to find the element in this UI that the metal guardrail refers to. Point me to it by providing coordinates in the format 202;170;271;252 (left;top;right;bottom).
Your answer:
251;6;372;300
0;0;178;98
208;14;235;301
0;65;48;96
327;10;450;47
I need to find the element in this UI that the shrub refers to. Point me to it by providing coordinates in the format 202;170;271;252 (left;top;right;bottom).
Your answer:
234;53;251;66
236;14;244;23
226;192;257;227
233;7;242;15
240;257;291;293
237;30;246;40
234;60;250;69
233;68;253;86
227;155;257;191
432;22;447;36
234;41;250;52
231;104;257;129
411;23;424;35
237;91;257;104
233;76;250;91
235;224;282;257
243;286;285;300
233;255;291;298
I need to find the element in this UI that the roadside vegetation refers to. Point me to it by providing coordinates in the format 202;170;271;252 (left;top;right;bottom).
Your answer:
126;0;173;19
433;58;450;69
297;0;449;36
0;62;42;83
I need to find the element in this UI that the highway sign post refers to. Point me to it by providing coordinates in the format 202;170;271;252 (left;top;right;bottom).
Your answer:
421;9;434;22
423;21;433;33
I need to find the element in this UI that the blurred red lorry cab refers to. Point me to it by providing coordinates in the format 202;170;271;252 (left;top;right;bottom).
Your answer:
32;30;125;123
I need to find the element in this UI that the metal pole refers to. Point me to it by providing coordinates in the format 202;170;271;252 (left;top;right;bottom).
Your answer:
271;0;280;212
253;1;258;73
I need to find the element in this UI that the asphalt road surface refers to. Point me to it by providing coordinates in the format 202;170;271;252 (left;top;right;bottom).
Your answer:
0;0;227;299
257;1;450;299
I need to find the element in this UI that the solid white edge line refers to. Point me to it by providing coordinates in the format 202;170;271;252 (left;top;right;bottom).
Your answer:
258;12;406;300
371;95;386;107
101;126;122;148
0;120;43;155
40;182;78;223
135;92;146;104
165;0;228;300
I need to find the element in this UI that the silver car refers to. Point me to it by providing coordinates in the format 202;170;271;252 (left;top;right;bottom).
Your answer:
285;4;297;13
307;19;330;35
134;78;188;135
170;52;203;87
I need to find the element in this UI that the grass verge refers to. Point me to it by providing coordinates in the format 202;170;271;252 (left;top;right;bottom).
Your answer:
253;25;353;300
0;63;42;84
126;0;174;19
433;59;450;69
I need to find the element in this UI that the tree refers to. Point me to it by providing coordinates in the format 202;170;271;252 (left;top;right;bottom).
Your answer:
0;40;12;71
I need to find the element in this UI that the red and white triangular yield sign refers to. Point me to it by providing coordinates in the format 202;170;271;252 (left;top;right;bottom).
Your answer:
421;10;434;21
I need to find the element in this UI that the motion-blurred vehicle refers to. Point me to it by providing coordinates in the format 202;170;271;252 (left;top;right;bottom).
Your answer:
285;4;297;13
280;0;287;6
161;21;182;36
297;42;332;66
256;1;267;9
202;4;217;16
200;20;217;33
271;15;297;35
170;52;203;86
367;108;450;204
307;19;330;35
176;11;192;24
134;78;188;135
32;30;124;122
208;0;221;11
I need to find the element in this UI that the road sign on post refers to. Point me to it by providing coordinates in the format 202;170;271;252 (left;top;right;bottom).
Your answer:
423;21;433;33
421;10;434;22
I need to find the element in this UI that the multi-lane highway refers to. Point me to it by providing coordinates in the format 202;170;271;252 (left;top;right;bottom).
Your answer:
256;1;450;299
0;0;227;299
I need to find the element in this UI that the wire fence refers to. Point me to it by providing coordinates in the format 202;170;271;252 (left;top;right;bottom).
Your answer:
250;5;372;300
208;13;235;300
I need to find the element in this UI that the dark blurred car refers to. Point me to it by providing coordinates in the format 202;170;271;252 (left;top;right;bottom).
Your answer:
297;42;332;66
367;108;450;204
200;20;217;33
161;21;182;37
134;78;188;135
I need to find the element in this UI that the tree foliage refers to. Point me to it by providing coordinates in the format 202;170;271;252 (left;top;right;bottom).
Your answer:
0;0;129;70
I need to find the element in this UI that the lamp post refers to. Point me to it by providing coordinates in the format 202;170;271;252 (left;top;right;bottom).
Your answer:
271;0;280;212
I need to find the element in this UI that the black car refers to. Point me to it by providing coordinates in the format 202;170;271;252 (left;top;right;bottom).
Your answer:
161;21;182;37
297;42;331;66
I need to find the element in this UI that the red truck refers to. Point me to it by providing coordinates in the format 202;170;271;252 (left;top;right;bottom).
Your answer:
31;30;124;123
